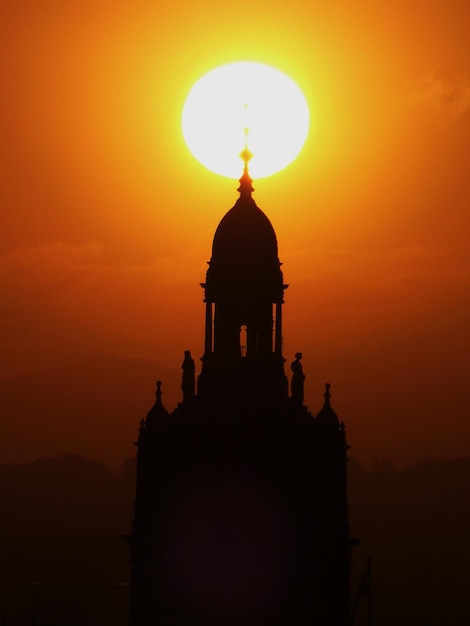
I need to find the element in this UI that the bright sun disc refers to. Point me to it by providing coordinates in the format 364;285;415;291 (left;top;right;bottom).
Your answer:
182;62;310;179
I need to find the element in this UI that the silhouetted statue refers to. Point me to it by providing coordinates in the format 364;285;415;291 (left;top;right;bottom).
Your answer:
181;350;195;401
291;352;305;404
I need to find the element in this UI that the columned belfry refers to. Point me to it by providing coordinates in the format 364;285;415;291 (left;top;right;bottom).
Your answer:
198;152;288;405
129;155;351;626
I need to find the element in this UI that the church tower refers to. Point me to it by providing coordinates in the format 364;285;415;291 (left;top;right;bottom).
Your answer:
197;155;288;406
129;156;351;626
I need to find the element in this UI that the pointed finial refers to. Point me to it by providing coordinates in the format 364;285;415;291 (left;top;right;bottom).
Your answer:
237;106;254;197
315;382;339;426
145;379;169;425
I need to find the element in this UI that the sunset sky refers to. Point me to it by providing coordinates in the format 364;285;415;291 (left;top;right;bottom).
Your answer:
1;0;470;467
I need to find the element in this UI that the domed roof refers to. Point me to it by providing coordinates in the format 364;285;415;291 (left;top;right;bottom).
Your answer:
205;170;283;299
212;193;279;265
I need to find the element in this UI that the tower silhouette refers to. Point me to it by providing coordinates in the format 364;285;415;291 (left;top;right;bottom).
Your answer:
128;160;351;625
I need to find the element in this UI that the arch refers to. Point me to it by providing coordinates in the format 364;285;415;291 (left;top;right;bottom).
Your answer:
240;325;247;357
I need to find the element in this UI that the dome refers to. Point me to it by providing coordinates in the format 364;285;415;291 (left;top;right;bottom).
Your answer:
213;193;278;264
205;187;284;300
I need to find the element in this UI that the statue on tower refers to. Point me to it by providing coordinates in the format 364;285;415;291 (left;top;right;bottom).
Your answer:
181;350;195;401
291;352;305;404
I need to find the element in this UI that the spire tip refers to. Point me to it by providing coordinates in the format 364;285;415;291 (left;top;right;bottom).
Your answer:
238;126;254;196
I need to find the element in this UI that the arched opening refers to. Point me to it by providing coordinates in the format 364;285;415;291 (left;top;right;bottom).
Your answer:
240;325;247;357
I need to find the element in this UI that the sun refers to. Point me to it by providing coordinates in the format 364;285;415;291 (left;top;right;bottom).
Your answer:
182;62;310;179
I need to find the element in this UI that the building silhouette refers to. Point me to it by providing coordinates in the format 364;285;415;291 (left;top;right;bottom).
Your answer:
128;158;351;625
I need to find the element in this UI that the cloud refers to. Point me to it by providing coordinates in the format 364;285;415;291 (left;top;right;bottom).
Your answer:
410;72;470;118
0;242;103;288
285;244;470;288
0;241;199;288
282;244;470;349
0;242;203;375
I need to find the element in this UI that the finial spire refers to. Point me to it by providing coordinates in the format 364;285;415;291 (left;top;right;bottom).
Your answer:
237;106;254;197
315;382;339;426
145;379;169;425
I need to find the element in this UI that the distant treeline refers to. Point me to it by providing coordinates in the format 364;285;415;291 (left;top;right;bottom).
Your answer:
0;453;469;625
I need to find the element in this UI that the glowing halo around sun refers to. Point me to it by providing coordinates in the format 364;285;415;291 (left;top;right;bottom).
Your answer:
182;62;310;179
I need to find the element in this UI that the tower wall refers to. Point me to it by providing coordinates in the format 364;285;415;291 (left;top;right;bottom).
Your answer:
129;175;351;625
130;399;350;626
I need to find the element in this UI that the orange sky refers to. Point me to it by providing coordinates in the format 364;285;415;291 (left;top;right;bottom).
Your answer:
1;0;470;467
